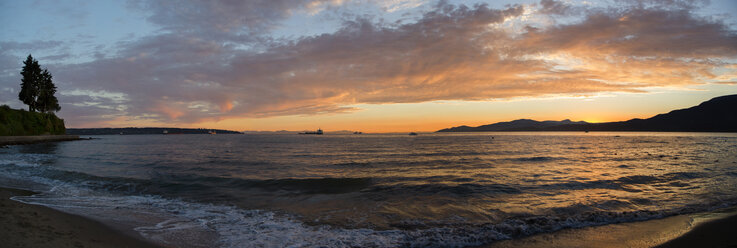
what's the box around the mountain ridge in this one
[438,119,589,132]
[437,94,737,132]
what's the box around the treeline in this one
[0,105,66,135]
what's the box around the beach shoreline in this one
[483,207,737,248]
[4,181,736,248]
[656,207,737,248]
[0,187,162,248]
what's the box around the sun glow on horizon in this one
[65,89,737,132]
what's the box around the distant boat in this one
[208,130,216,134]
[300,128,323,135]
[163,130,168,134]
[409,132,418,136]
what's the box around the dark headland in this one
[438,94,737,132]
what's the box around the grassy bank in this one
[0,105,65,136]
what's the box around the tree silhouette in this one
[38,69,61,112]
[18,54,60,113]
[19,55,41,111]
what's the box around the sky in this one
[1,0,736,132]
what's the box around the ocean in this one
[1,132,737,247]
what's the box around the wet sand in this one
[0,187,162,248]
[485,208,737,248]
[656,209,737,248]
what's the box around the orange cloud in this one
[11,0,733,128]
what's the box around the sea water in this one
[1,132,737,247]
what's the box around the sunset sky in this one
[1,0,736,132]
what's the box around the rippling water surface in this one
[2,132,737,247]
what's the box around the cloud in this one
[3,0,735,127]
[520,6,737,58]
[126,0,354,40]
[0,40,64,52]
[375,0,427,12]
[516,4,737,88]
[538,0,575,15]
[54,3,532,125]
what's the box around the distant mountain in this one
[67,127,243,135]
[438,94,737,132]
[438,119,588,132]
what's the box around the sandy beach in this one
[485,208,737,248]
[0,187,162,248]
[656,209,737,248]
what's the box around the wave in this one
[12,192,405,248]
[330,158,486,169]
[529,172,707,192]
[511,156,561,162]
[13,187,736,248]
[366,183,522,196]
[1,157,375,197]
[0,153,56,167]
[0,156,711,205]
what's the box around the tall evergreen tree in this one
[19,54,42,111]
[38,69,61,113]
[18,54,60,113]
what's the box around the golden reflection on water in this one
[269,133,737,231]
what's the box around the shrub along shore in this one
[0,105,80,146]
[0,105,65,136]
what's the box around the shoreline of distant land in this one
[0,135,82,146]
[66,127,244,135]
[0,187,162,248]
[439,94,737,133]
